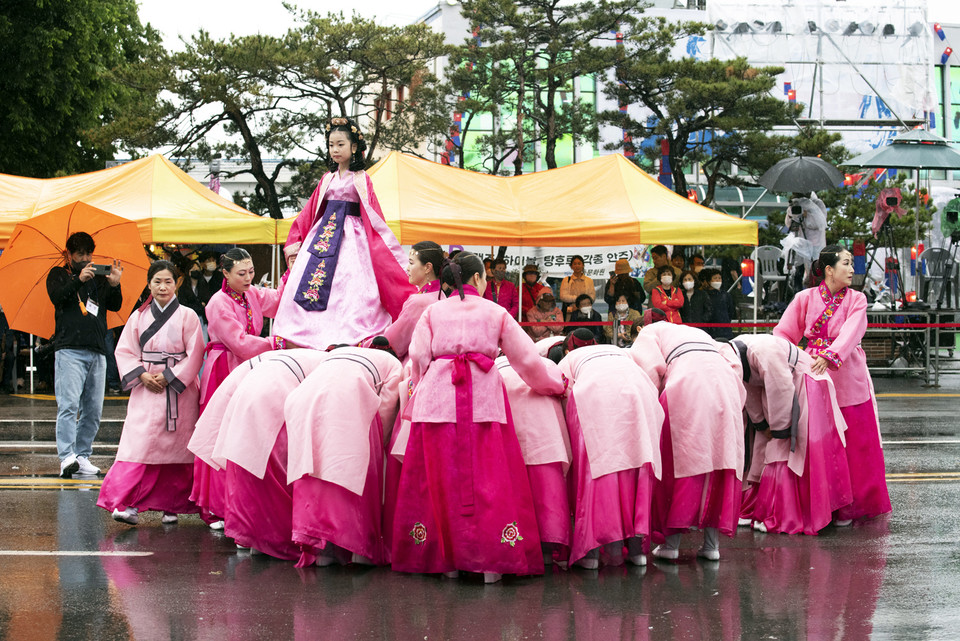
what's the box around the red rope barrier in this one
[518,320,960,329]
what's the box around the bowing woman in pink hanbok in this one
[554,329,664,569]
[98,261,205,525]
[774,245,891,523]
[391,253,567,583]
[193,248,284,529]
[284,344,402,568]
[725,333,853,535]
[273,117,415,349]
[630,317,746,562]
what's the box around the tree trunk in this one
[226,107,282,219]
[544,78,558,170]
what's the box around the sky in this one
[138,0,440,48]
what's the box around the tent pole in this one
[29,334,35,394]
[742,189,767,219]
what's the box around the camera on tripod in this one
[788,204,803,232]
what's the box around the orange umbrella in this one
[0,202,151,338]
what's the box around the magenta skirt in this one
[292,416,386,568]
[391,417,544,576]
[835,399,892,521]
[565,395,653,565]
[740,483,759,520]
[527,462,571,554]
[653,395,741,541]
[191,353,234,524]
[380,418,404,561]
[97,461,197,515]
[223,426,299,561]
[750,376,853,535]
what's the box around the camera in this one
[790,204,803,217]
[90,264,112,276]
[885,196,899,207]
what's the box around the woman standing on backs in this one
[192,248,284,529]
[99,261,205,526]
[773,245,890,524]
[391,252,566,583]
[273,116,414,350]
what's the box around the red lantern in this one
[906,291,917,303]
[741,258,755,278]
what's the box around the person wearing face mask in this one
[642,246,680,296]
[482,258,519,319]
[177,259,207,324]
[195,252,224,310]
[46,231,124,478]
[703,269,736,340]
[651,265,683,324]
[605,294,642,347]
[679,270,711,327]
[604,259,644,312]
[566,294,605,344]
[559,255,595,321]
[525,291,564,340]
[520,264,548,316]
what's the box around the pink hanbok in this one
[274,170,415,349]
[391,285,566,576]
[727,334,853,535]
[774,283,891,521]
[192,283,282,523]
[630,323,745,540]
[495,355,572,559]
[97,299,204,516]
[558,345,663,566]
[283,347,402,567]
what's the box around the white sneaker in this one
[834,518,853,527]
[697,547,720,561]
[350,553,374,565]
[442,570,459,579]
[208,520,225,531]
[161,513,178,524]
[76,456,100,475]
[112,507,139,525]
[627,554,647,567]
[738,517,752,527]
[316,555,337,567]
[60,455,79,479]
[752,521,768,533]
[652,545,679,560]
[574,557,599,570]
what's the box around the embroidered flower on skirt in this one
[500,521,523,547]
[410,522,427,545]
[301,258,328,302]
[313,216,338,254]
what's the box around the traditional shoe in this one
[627,554,647,567]
[697,547,720,561]
[834,519,853,527]
[236,544,250,552]
[442,570,460,579]
[738,517,752,527]
[60,455,79,479]
[652,545,679,560]
[350,553,374,565]
[76,456,100,476]
[752,521,768,533]
[574,557,599,570]
[483,572,503,584]
[161,513,178,525]
[316,555,337,567]
[208,520,225,531]
[112,507,139,525]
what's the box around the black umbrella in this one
[758,156,845,193]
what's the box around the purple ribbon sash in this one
[294,199,361,311]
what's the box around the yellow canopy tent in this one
[368,151,758,246]
[0,155,292,248]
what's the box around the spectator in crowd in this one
[604,258,645,311]
[559,255,595,320]
[46,231,123,478]
[567,293,605,344]
[679,270,712,327]
[650,265,683,324]
[704,268,736,339]
[605,294,642,347]
[483,257,493,279]
[526,290,564,340]
[671,251,686,273]
[690,253,705,275]
[0,301,16,394]
[196,251,224,307]
[104,328,123,396]
[520,264,548,316]
[483,258,519,319]
[642,245,679,295]
[177,258,208,324]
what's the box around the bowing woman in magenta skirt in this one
[774,245,891,524]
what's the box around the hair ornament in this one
[330,117,348,126]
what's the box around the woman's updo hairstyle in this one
[563,327,598,352]
[411,241,444,280]
[811,244,849,283]
[325,116,368,172]
[220,248,252,273]
[148,259,180,282]
[441,251,485,300]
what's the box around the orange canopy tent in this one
[368,152,758,247]
[0,155,291,248]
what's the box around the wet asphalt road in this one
[1,375,959,640]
